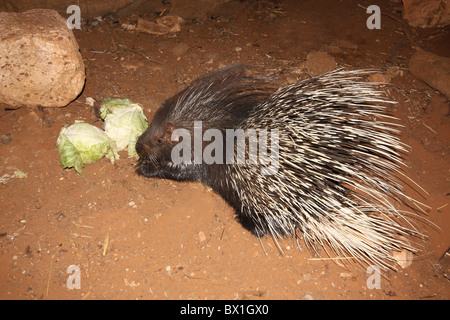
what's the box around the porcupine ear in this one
[163,122,178,143]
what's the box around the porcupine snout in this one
[135,139,148,159]
[135,146,155,178]
[135,133,162,178]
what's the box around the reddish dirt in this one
[0,0,449,300]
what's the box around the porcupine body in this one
[136,64,425,270]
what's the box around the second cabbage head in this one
[100,98,149,158]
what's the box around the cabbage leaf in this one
[57,120,119,174]
[100,98,148,157]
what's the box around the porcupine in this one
[136,64,426,270]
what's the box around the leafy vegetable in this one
[57,120,119,174]
[0,169,27,184]
[100,98,149,157]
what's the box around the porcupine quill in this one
[136,64,431,270]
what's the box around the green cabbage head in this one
[100,98,149,157]
[57,120,119,174]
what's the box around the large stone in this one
[409,49,450,100]
[0,9,85,108]
[403,0,450,28]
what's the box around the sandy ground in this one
[0,0,449,300]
